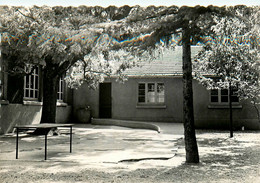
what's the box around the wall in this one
[193,81,260,130]
[72,83,99,122]
[73,77,260,130]
[112,77,183,122]
[0,103,72,134]
[73,77,184,122]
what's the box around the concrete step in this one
[91,118,160,133]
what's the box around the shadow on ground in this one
[1,123,260,183]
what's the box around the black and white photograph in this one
[0,0,259,182]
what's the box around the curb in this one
[91,118,161,133]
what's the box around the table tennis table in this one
[13,123,73,160]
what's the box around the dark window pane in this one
[25,90,29,97]
[221,96,228,102]
[35,76,38,89]
[30,90,33,98]
[231,96,239,102]
[211,89,218,95]
[30,76,34,89]
[138,90,145,95]
[211,96,218,103]
[138,96,145,103]
[221,89,228,95]
[60,80,63,92]
[138,83,145,90]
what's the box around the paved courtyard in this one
[1,123,260,183]
[0,123,185,171]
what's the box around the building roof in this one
[124,46,202,77]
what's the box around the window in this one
[0,66,3,100]
[0,78,3,100]
[24,67,39,100]
[230,89,239,103]
[0,57,3,100]
[138,82,165,104]
[57,77,64,101]
[210,88,239,104]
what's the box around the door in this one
[99,83,112,118]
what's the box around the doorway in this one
[99,83,112,118]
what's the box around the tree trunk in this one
[229,82,233,138]
[40,65,59,124]
[182,28,200,164]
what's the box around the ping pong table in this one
[13,123,73,160]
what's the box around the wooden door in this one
[99,83,112,118]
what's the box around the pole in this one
[70,126,72,153]
[45,134,47,160]
[16,128,19,159]
[229,82,233,138]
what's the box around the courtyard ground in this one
[0,123,259,183]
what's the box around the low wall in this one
[0,104,72,134]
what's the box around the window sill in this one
[23,101,68,107]
[0,100,9,105]
[136,104,166,109]
[23,101,43,106]
[57,101,68,107]
[208,104,242,109]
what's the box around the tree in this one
[239,6,260,123]
[107,5,230,164]
[0,5,145,126]
[0,5,238,164]
[193,8,260,137]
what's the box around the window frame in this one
[210,88,239,104]
[0,55,7,102]
[137,82,165,105]
[57,76,64,102]
[23,66,40,101]
[0,62,3,100]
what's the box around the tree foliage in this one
[1,6,159,86]
[0,5,154,124]
[2,4,255,163]
[194,6,260,123]
[110,5,231,163]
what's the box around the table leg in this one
[16,128,19,159]
[45,134,47,160]
[70,126,72,153]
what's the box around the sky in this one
[0,0,259,7]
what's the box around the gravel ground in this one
[0,127,260,183]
